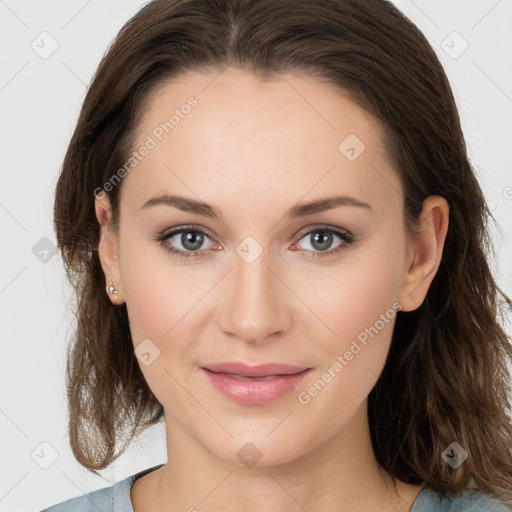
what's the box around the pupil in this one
[312,231,332,251]
[182,231,203,251]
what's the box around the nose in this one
[218,249,293,344]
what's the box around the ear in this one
[94,193,124,305]
[398,195,449,312]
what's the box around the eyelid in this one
[294,223,354,241]
[159,223,217,241]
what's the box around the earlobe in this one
[399,195,449,311]
[94,195,125,304]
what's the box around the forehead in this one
[120,68,402,219]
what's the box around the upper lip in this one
[201,362,310,378]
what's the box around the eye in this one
[291,225,355,258]
[154,223,355,261]
[155,225,219,260]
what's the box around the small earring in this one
[412,297,418,303]
[108,282,118,295]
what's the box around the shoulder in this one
[39,464,165,512]
[411,487,512,512]
[39,484,114,512]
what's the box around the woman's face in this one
[98,68,416,466]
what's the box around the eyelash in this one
[154,224,355,261]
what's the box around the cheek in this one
[295,234,406,382]
[119,238,197,352]
[293,248,404,419]
[308,240,404,334]
[120,243,211,408]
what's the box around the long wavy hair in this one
[53,0,512,503]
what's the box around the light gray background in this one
[0,1,511,511]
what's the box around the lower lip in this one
[201,367,312,405]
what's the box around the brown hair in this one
[53,0,512,503]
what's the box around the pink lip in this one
[200,362,312,405]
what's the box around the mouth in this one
[200,363,313,405]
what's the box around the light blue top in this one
[40,463,511,511]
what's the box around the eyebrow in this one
[141,194,372,218]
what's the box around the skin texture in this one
[95,68,449,512]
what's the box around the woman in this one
[43,0,512,510]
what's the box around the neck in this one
[137,401,422,512]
